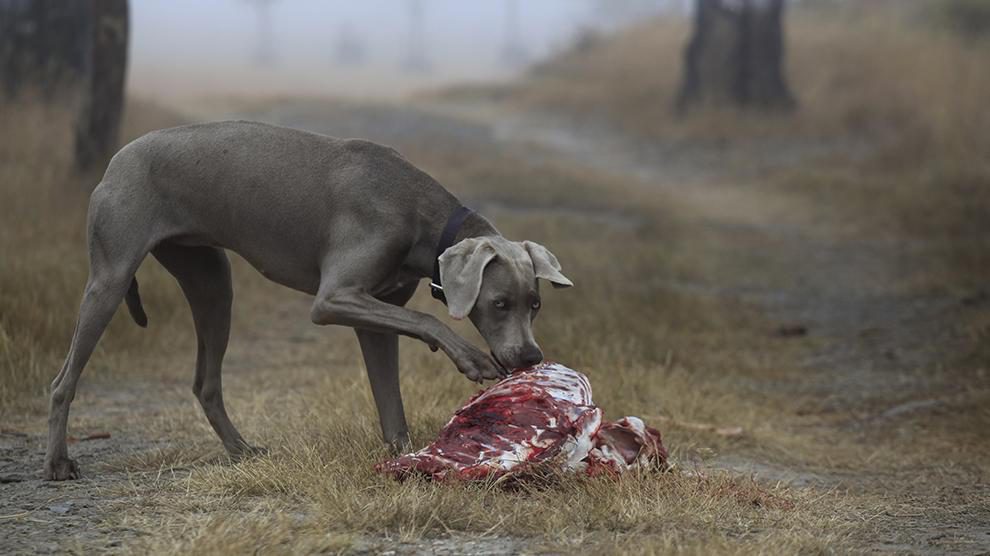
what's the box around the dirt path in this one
[0,290,309,552]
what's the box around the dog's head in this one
[438,236,572,370]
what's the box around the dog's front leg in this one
[311,287,506,382]
[355,330,408,452]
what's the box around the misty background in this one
[129,0,690,101]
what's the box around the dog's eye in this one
[531,300,541,311]
[493,299,507,310]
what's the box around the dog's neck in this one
[410,203,499,279]
[454,210,499,243]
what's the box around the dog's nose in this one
[518,346,544,368]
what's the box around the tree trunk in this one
[74,0,129,171]
[676,0,795,113]
[0,0,129,171]
[0,0,91,99]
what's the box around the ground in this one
[2,91,989,554]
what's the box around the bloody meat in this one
[377,362,668,481]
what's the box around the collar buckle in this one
[430,282,446,303]
[431,206,473,307]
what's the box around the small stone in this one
[49,502,73,514]
[775,323,808,338]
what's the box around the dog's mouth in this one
[490,351,511,377]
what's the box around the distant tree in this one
[500,0,528,67]
[242,0,279,67]
[588,0,665,30]
[676,0,795,113]
[402,0,430,73]
[333,24,367,66]
[0,0,129,171]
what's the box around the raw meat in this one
[377,362,668,481]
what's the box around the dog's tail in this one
[125,277,149,328]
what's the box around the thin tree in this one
[75,0,129,171]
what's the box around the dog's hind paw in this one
[43,457,80,481]
[230,444,269,461]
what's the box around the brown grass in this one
[89,309,858,554]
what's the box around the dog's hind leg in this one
[45,194,151,480]
[152,243,258,458]
[44,270,140,479]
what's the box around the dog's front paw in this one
[386,433,411,456]
[454,345,506,383]
[44,457,80,481]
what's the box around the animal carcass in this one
[377,362,668,480]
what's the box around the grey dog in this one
[44,120,573,481]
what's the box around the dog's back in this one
[90,120,454,293]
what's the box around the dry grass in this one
[0,97,286,415]
[4,94,987,552]
[0,99,77,411]
[0,98,140,413]
[92,322,857,554]
[4,4,990,549]
[0,99,200,415]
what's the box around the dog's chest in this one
[372,268,422,299]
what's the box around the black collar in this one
[431,206,473,305]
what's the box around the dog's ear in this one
[439,237,498,320]
[523,241,573,289]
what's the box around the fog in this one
[128,0,687,101]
